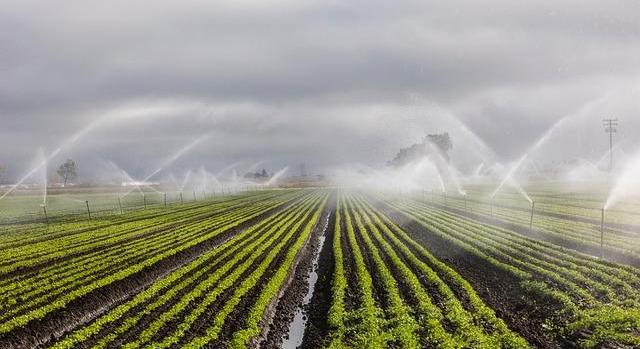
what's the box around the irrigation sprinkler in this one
[193,191,196,201]
[164,192,167,207]
[431,189,434,203]
[180,192,184,204]
[143,193,147,210]
[600,207,605,259]
[85,200,92,220]
[464,194,467,211]
[443,192,447,206]
[41,205,49,225]
[529,201,536,230]
[118,196,123,214]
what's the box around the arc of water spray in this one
[0,115,114,201]
[473,163,485,177]
[491,116,572,202]
[215,162,242,178]
[179,170,192,192]
[491,153,529,199]
[266,167,288,186]
[123,135,209,197]
[423,141,466,195]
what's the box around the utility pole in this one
[603,119,618,172]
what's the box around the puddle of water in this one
[281,213,331,349]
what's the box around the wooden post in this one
[85,200,91,220]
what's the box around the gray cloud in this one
[1,0,640,180]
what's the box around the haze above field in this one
[1,0,640,179]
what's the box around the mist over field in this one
[2,0,640,182]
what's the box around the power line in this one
[603,118,618,172]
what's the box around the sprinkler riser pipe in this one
[85,200,91,220]
[118,197,123,214]
[601,208,605,259]
[42,206,49,225]
[530,201,535,230]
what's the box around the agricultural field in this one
[4,0,640,347]
[0,187,639,348]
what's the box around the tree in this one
[387,132,453,168]
[57,159,77,186]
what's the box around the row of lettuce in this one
[43,189,328,348]
[387,196,640,348]
[420,191,640,258]
[325,191,529,349]
[0,190,308,337]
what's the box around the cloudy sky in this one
[1,0,640,180]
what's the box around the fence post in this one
[85,200,92,220]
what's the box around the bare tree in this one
[57,159,77,186]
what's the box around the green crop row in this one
[0,190,306,334]
[50,190,323,349]
[325,191,529,349]
[389,198,640,348]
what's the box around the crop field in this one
[4,0,640,347]
[1,187,640,349]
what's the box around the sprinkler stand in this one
[85,200,92,220]
[118,196,123,214]
[529,201,535,230]
[42,205,49,225]
[601,208,605,259]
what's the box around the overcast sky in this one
[1,0,640,180]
